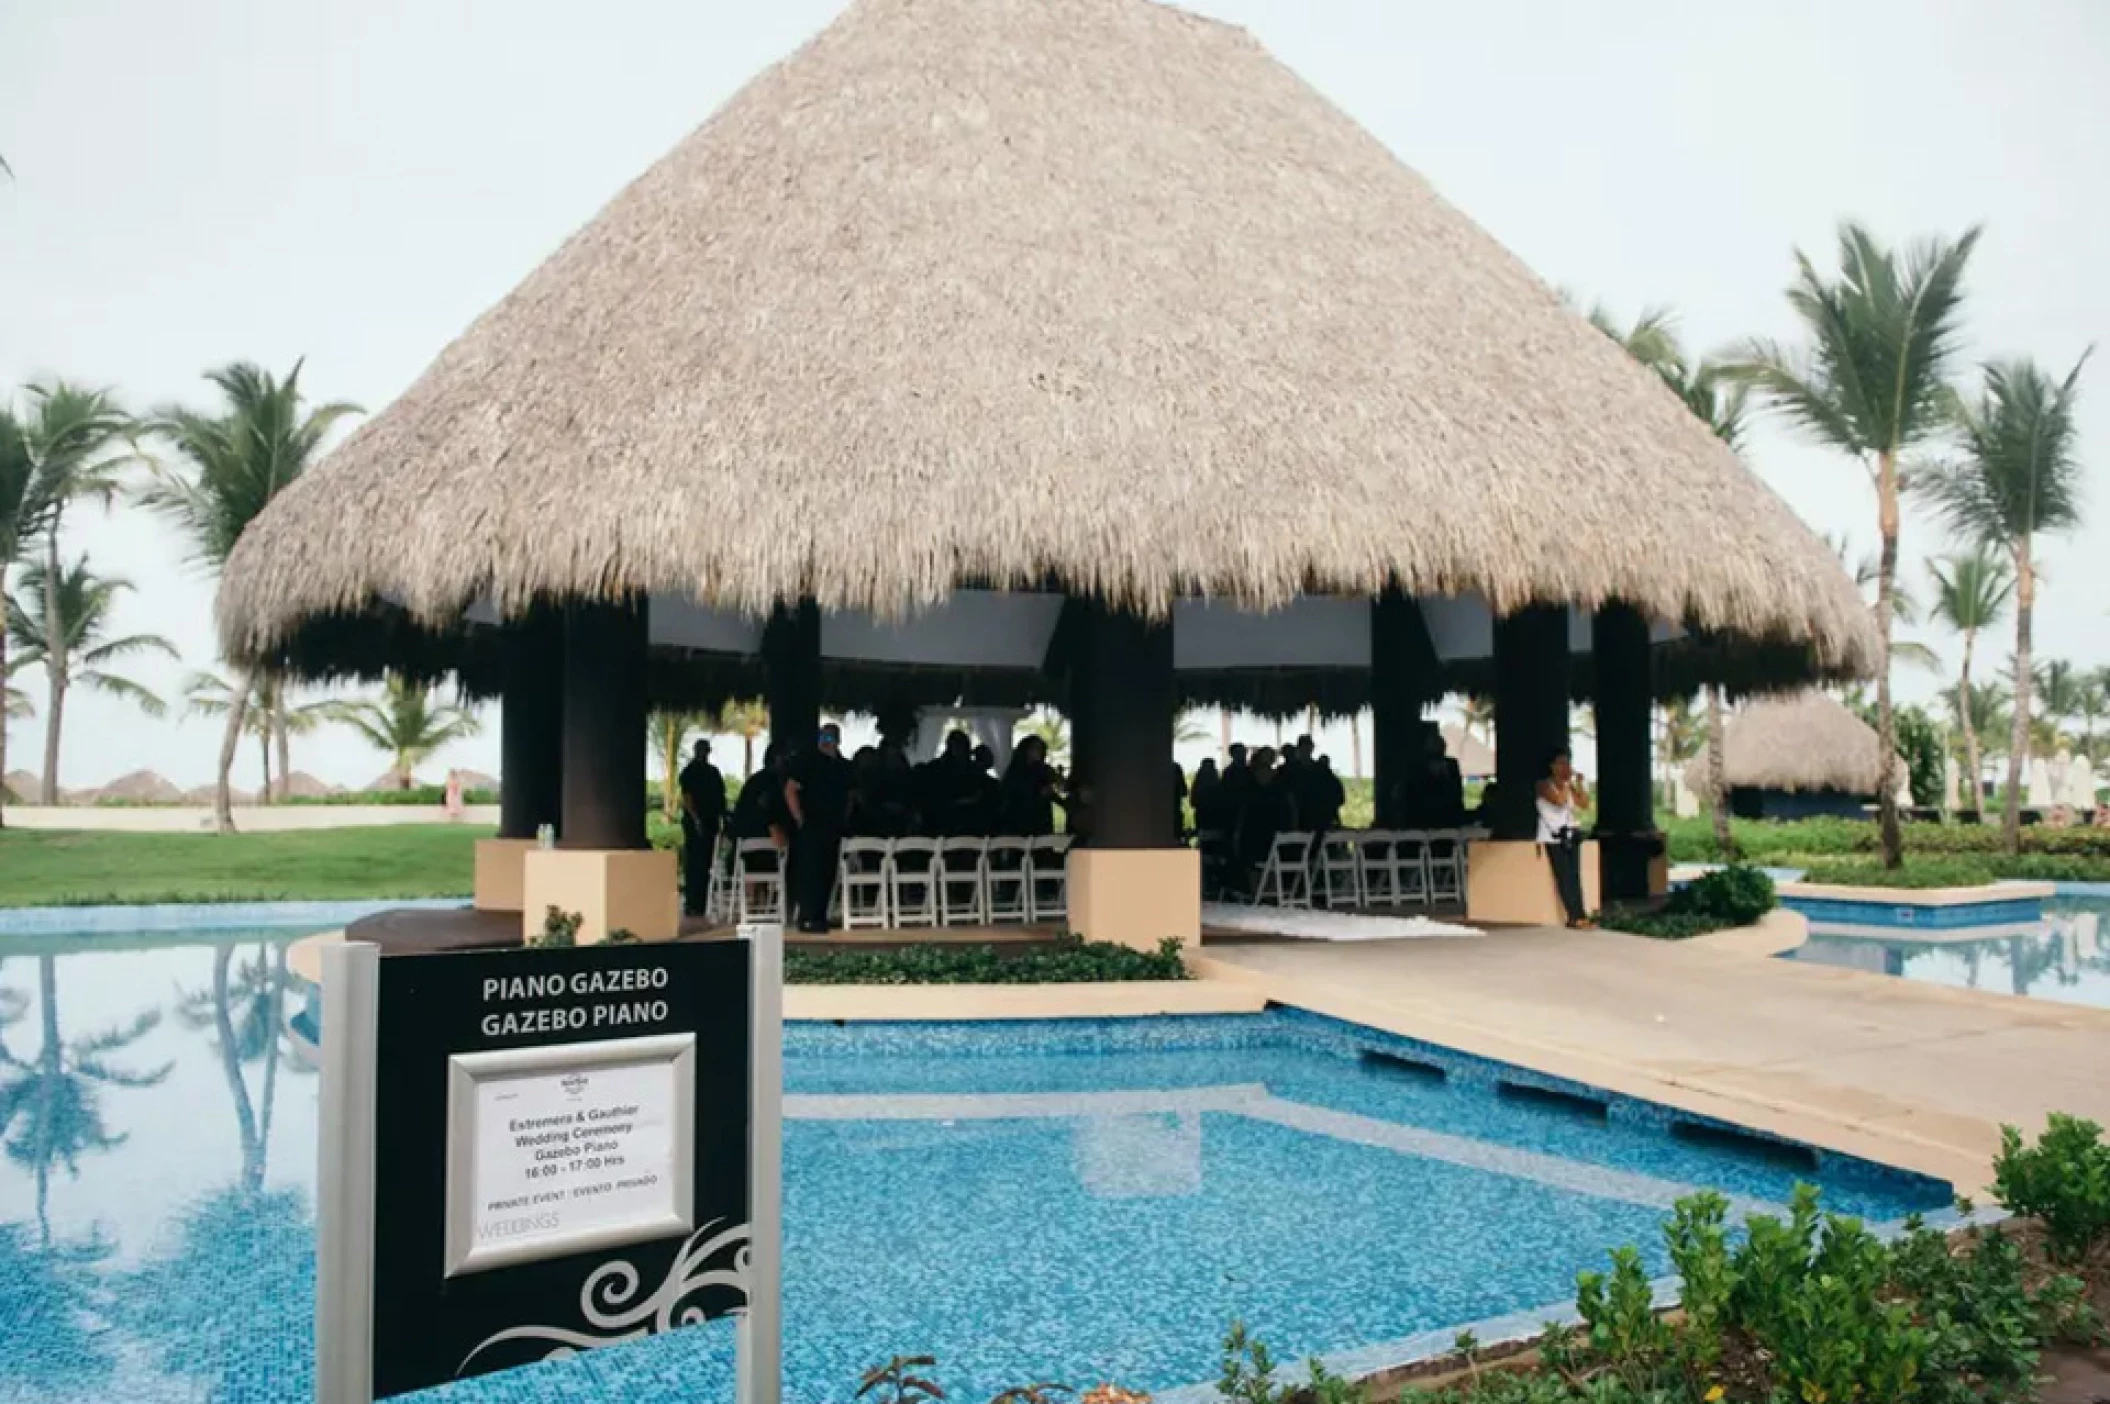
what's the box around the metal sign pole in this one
[317,940,381,1404]
[737,921,784,1404]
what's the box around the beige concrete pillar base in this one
[520,848,681,944]
[1466,839,1600,926]
[1066,848,1200,952]
[473,838,538,912]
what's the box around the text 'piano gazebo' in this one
[217,0,1875,946]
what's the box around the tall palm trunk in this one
[1956,630,1982,817]
[273,709,290,803]
[2003,541,2035,854]
[1348,711,1363,780]
[1,623,11,827]
[256,945,287,1182]
[213,670,254,835]
[742,732,755,778]
[1705,686,1733,856]
[1872,452,1904,867]
[1219,709,1232,765]
[34,955,59,1246]
[209,946,265,1190]
[660,727,682,822]
[257,728,271,800]
[38,528,64,805]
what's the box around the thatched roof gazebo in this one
[1687,691,1901,821]
[218,0,1874,939]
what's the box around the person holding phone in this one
[1536,748,1593,928]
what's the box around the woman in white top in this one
[1536,749,1593,928]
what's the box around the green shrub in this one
[784,935,1187,985]
[282,785,500,807]
[1991,1114,2110,1264]
[1680,864,1776,925]
[1596,909,1725,940]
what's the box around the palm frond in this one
[78,671,169,719]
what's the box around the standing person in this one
[1233,747,1296,897]
[784,723,855,933]
[1000,735,1065,837]
[678,739,727,915]
[1190,757,1222,832]
[1220,743,1253,836]
[1536,749,1593,929]
[731,742,787,841]
[968,744,1003,834]
[442,768,465,821]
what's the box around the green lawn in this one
[0,824,487,907]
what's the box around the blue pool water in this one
[0,930,1951,1404]
[1789,897,2110,1009]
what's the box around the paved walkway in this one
[1194,924,2110,1193]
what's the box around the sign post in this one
[317,927,781,1404]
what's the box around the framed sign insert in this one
[443,1032,697,1277]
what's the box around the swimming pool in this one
[0,928,1951,1403]
[1788,897,2110,1009]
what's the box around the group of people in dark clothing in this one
[679,725,1072,934]
[1187,734,1347,898]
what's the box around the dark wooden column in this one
[497,603,565,840]
[1370,586,1442,827]
[1491,603,1571,840]
[763,598,822,757]
[559,596,649,851]
[1591,601,1656,900]
[1072,598,1176,848]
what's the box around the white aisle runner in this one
[1200,903,1479,942]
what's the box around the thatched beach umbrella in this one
[215,0,1874,928]
[1686,691,1900,820]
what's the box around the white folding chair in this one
[1027,834,1071,923]
[701,835,734,923]
[1426,829,1466,906]
[837,838,893,930]
[937,838,989,926]
[734,838,785,925]
[887,837,939,928]
[1317,831,1364,909]
[984,837,1031,923]
[1357,830,1398,907]
[1253,832,1313,908]
[1394,830,1433,906]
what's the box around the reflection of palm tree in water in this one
[0,955,172,1244]
[176,941,301,1189]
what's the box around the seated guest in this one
[923,730,984,837]
[1000,735,1066,837]
[731,743,789,844]
[1405,726,1466,827]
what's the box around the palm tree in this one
[140,362,359,832]
[2079,674,2110,764]
[1346,709,1363,780]
[1,384,132,807]
[1920,353,2090,851]
[6,559,177,796]
[1655,696,1704,809]
[1950,680,2012,773]
[0,956,172,1243]
[325,675,480,789]
[1019,708,1071,770]
[174,942,302,1189]
[186,671,334,801]
[713,700,770,777]
[1723,223,1980,868]
[650,711,705,820]
[2035,659,2085,750]
[1457,694,1494,745]
[1927,549,2012,812]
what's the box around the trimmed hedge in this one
[1599,863,1778,940]
[784,935,1189,985]
[1800,854,2110,887]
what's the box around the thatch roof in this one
[217,0,1873,683]
[280,770,338,799]
[1685,690,1897,797]
[93,770,185,804]
[180,784,256,806]
[454,769,500,791]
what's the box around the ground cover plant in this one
[1660,815,2110,882]
[784,934,1188,985]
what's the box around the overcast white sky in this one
[2,0,2105,792]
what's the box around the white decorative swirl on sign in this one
[457,1218,751,1373]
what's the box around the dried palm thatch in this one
[217,0,1874,681]
[1685,690,1897,797]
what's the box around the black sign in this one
[369,940,751,1398]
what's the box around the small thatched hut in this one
[2,770,38,805]
[215,0,1875,937]
[1686,691,1900,821]
[92,770,185,805]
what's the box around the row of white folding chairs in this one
[1252,829,1469,910]
[719,834,1073,929]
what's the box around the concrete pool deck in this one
[1194,921,2110,1193]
